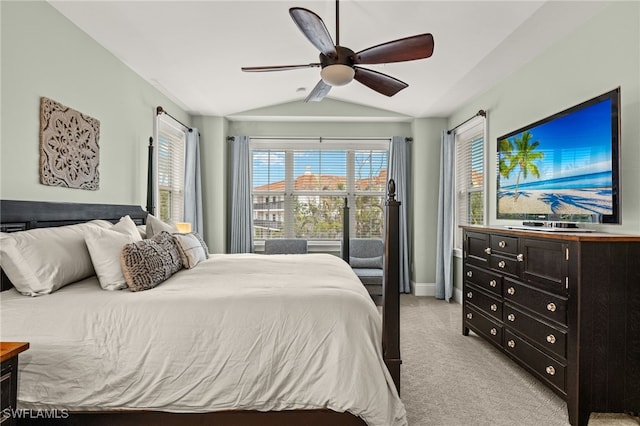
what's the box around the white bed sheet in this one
[0,253,406,426]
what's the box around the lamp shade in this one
[320,64,355,86]
[176,222,192,233]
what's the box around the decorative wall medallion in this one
[39,97,100,190]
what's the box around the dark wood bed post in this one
[146,136,155,215]
[383,179,402,394]
[342,197,350,263]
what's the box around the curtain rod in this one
[227,136,412,142]
[156,106,193,132]
[447,110,486,135]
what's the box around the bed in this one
[0,188,404,426]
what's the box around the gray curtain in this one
[435,130,455,301]
[184,128,203,236]
[388,136,411,293]
[229,135,254,253]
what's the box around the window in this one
[454,118,486,250]
[156,116,186,221]
[251,138,389,242]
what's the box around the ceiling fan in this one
[241,0,435,102]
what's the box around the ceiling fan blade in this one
[289,7,337,56]
[353,67,408,97]
[242,63,321,72]
[304,80,332,102]
[355,33,434,64]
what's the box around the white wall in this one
[0,1,191,206]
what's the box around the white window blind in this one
[251,139,388,241]
[157,116,186,221]
[454,118,486,249]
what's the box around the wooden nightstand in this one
[1,342,29,426]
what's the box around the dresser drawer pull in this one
[498,260,506,268]
[546,334,557,344]
[507,313,515,322]
[498,240,506,248]
[507,287,515,295]
[467,292,473,299]
[490,304,498,312]
[489,279,497,287]
[507,339,515,348]
[545,366,556,376]
[517,254,524,262]
[466,271,473,278]
[490,328,497,336]
[484,247,491,254]
[547,302,557,312]
[466,313,473,320]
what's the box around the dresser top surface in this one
[0,341,29,362]
[462,225,640,242]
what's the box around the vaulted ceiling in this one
[49,1,609,118]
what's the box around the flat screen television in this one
[497,87,621,225]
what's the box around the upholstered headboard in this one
[0,200,148,291]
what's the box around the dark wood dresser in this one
[461,226,640,426]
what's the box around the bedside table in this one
[1,342,29,426]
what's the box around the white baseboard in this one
[411,281,435,296]
[453,287,463,304]
[410,281,463,303]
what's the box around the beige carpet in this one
[399,295,640,426]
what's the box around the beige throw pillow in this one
[145,214,178,238]
[173,232,208,269]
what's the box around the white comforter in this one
[0,253,407,426]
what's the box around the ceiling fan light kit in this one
[241,0,434,102]
[321,64,355,86]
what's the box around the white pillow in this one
[0,220,110,296]
[85,225,140,290]
[137,224,147,239]
[110,215,140,239]
[146,214,178,238]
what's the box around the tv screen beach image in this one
[497,99,613,218]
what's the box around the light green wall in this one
[0,1,190,206]
[448,1,640,235]
[410,117,447,289]
[192,116,228,253]
[446,2,640,292]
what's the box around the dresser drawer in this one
[464,264,502,296]
[521,238,568,295]
[0,358,15,418]
[503,303,567,359]
[465,231,490,268]
[503,278,567,326]
[465,284,502,321]
[490,254,519,277]
[490,234,519,255]
[464,306,503,346]
[504,330,566,394]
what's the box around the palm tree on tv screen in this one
[500,131,544,200]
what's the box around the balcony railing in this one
[253,219,283,230]
[253,201,285,210]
